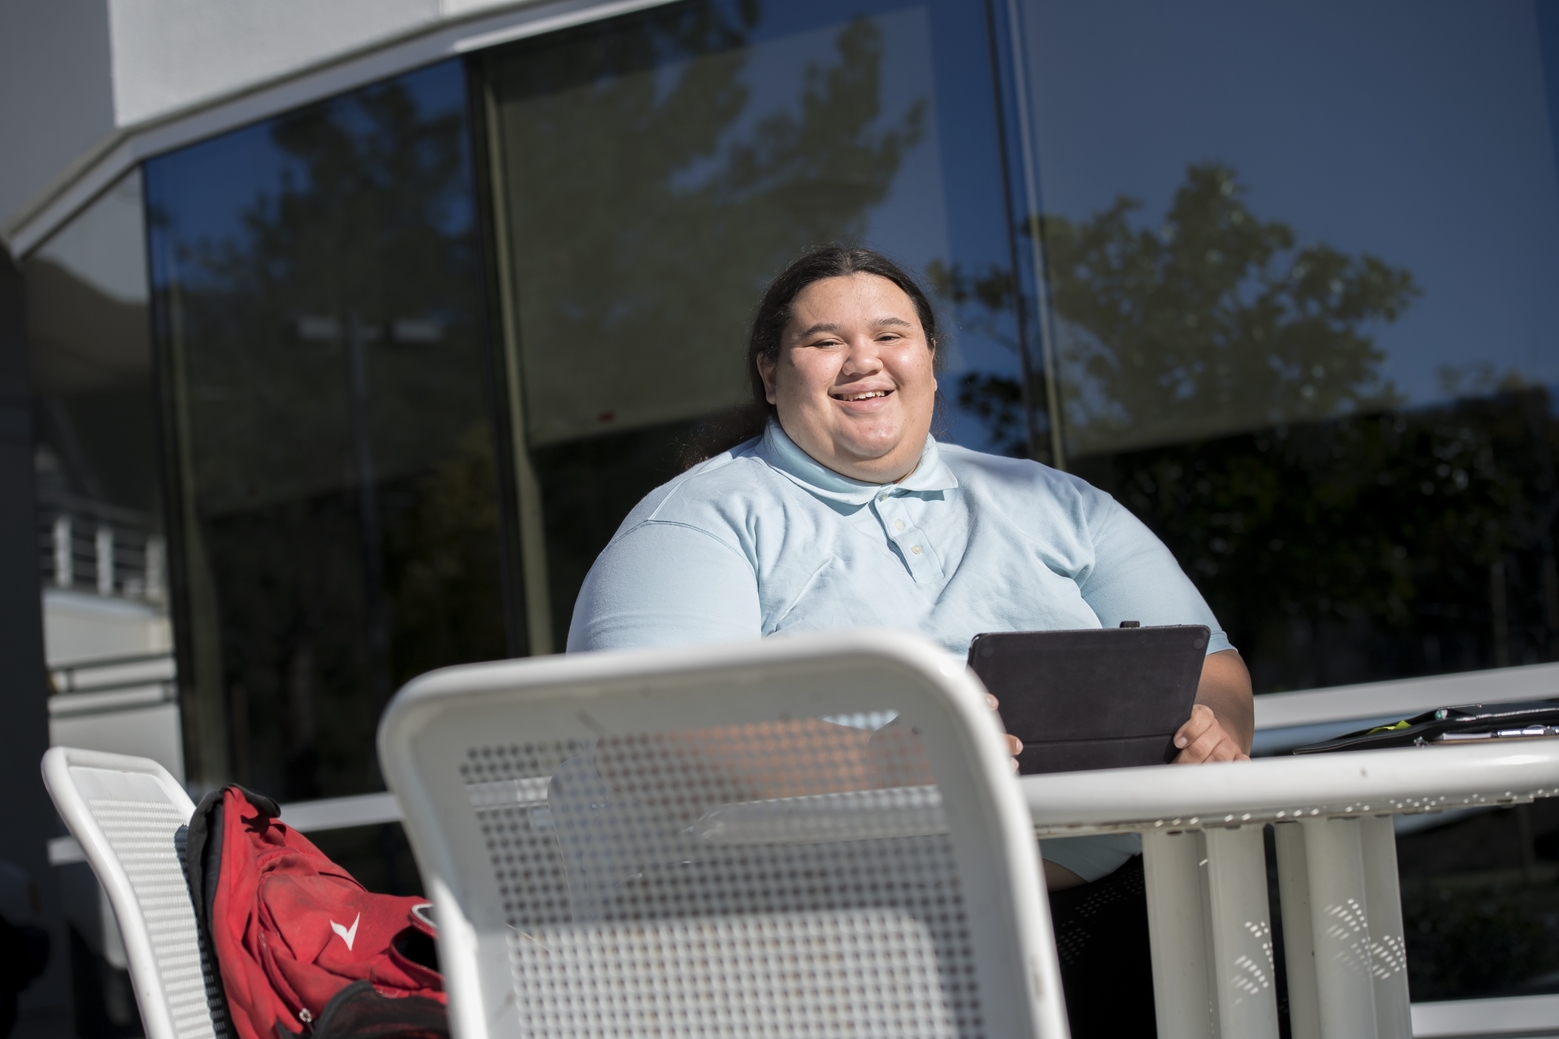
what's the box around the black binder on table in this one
[1292,702,1559,754]
[967,624,1209,775]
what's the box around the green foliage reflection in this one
[1041,163,1417,455]
[492,6,926,444]
[1098,390,1559,691]
[936,162,1419,458]
[149,65,506,798]
[488,1,933,636]
[937,163,1558,691]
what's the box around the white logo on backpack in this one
[330,913,361,951]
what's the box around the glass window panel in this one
[145,61,513,798]
[493,5,952,446]
[25,169,174,648]
[1011,0,1559,688]
[1021,1,1559,460]
[484,0,1027,641]
[1013,0,1559,1004]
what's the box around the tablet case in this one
[968,624,1209,775]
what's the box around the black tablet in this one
[967,624,1209,775]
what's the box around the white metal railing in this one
[48,651,176,712]
[1252,661,1559,756]
[46,651,184,794]
[37,500,166,604]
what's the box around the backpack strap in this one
[307,980,448,1039]
[183,785,277,1038]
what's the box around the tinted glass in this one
[25,171,175,667]
[1011,0,1559,1002]
[483,0,1028,646]
[145,61,512,798]
[1009,0,1559,689]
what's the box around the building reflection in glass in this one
[24,168,174,1039]
[26,172,167,622]
[145,60,512,799]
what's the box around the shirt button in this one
[894,520,905,531]
[878,493,888,502]
[911,545,922,555]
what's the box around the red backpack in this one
[183,786,446,1039]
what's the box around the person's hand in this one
[1173,703,1250,763]
[986,693,1023,770]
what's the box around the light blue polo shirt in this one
[567,419,1231,880]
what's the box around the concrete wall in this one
[0,0,116,252]
[0,0,530,245]
[104,0,520,128]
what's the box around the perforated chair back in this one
[42,747,226,1039]
[379,629,1067,1039]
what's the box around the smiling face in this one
[757,273,937,483]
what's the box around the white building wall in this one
[0,0,540,250]
[105,0,519,128]
[0,0,116,245]
[42,589,182,780]
[41,588,170,665]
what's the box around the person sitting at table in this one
[568,242,1252,858]
[567,244,1252,1035]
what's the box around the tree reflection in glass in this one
[147,61,509,797]
[940,163,1558,691]
[485,0,952,642]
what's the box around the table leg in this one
[1274,822,1322,1039]
[1143,828,1216,1039]
[1361,815,1411,1039]
[1203,825,1281,1039]
[1301,816,1378,1039]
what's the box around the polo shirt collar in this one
[761,419,958,506]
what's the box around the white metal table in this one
[1019,742,1559,1039]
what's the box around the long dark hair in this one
[680,245,940,468]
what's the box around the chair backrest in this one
[42,747,226,1039]
[379,628,1066,1039]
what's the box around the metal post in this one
[1301,816,1377,1039]
[1361,816,1411,1039]
[96,524,114,596]
[1203,825,1280,1038]
[1274,822,1322,1039]
[53,514,71,587]
[145,536,166,605]
[1143,827,1215,1039]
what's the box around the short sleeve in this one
[1039,833,1143,882]
[566,522,764,652]
[1078,495,1233,655]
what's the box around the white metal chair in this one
[379,628,1067,1039]
[41,746,226,1039]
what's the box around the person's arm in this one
[1044,861,1086,890]
[567,522,762,651]
[1072,487,1249,762]
[1172,649,1253,763]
